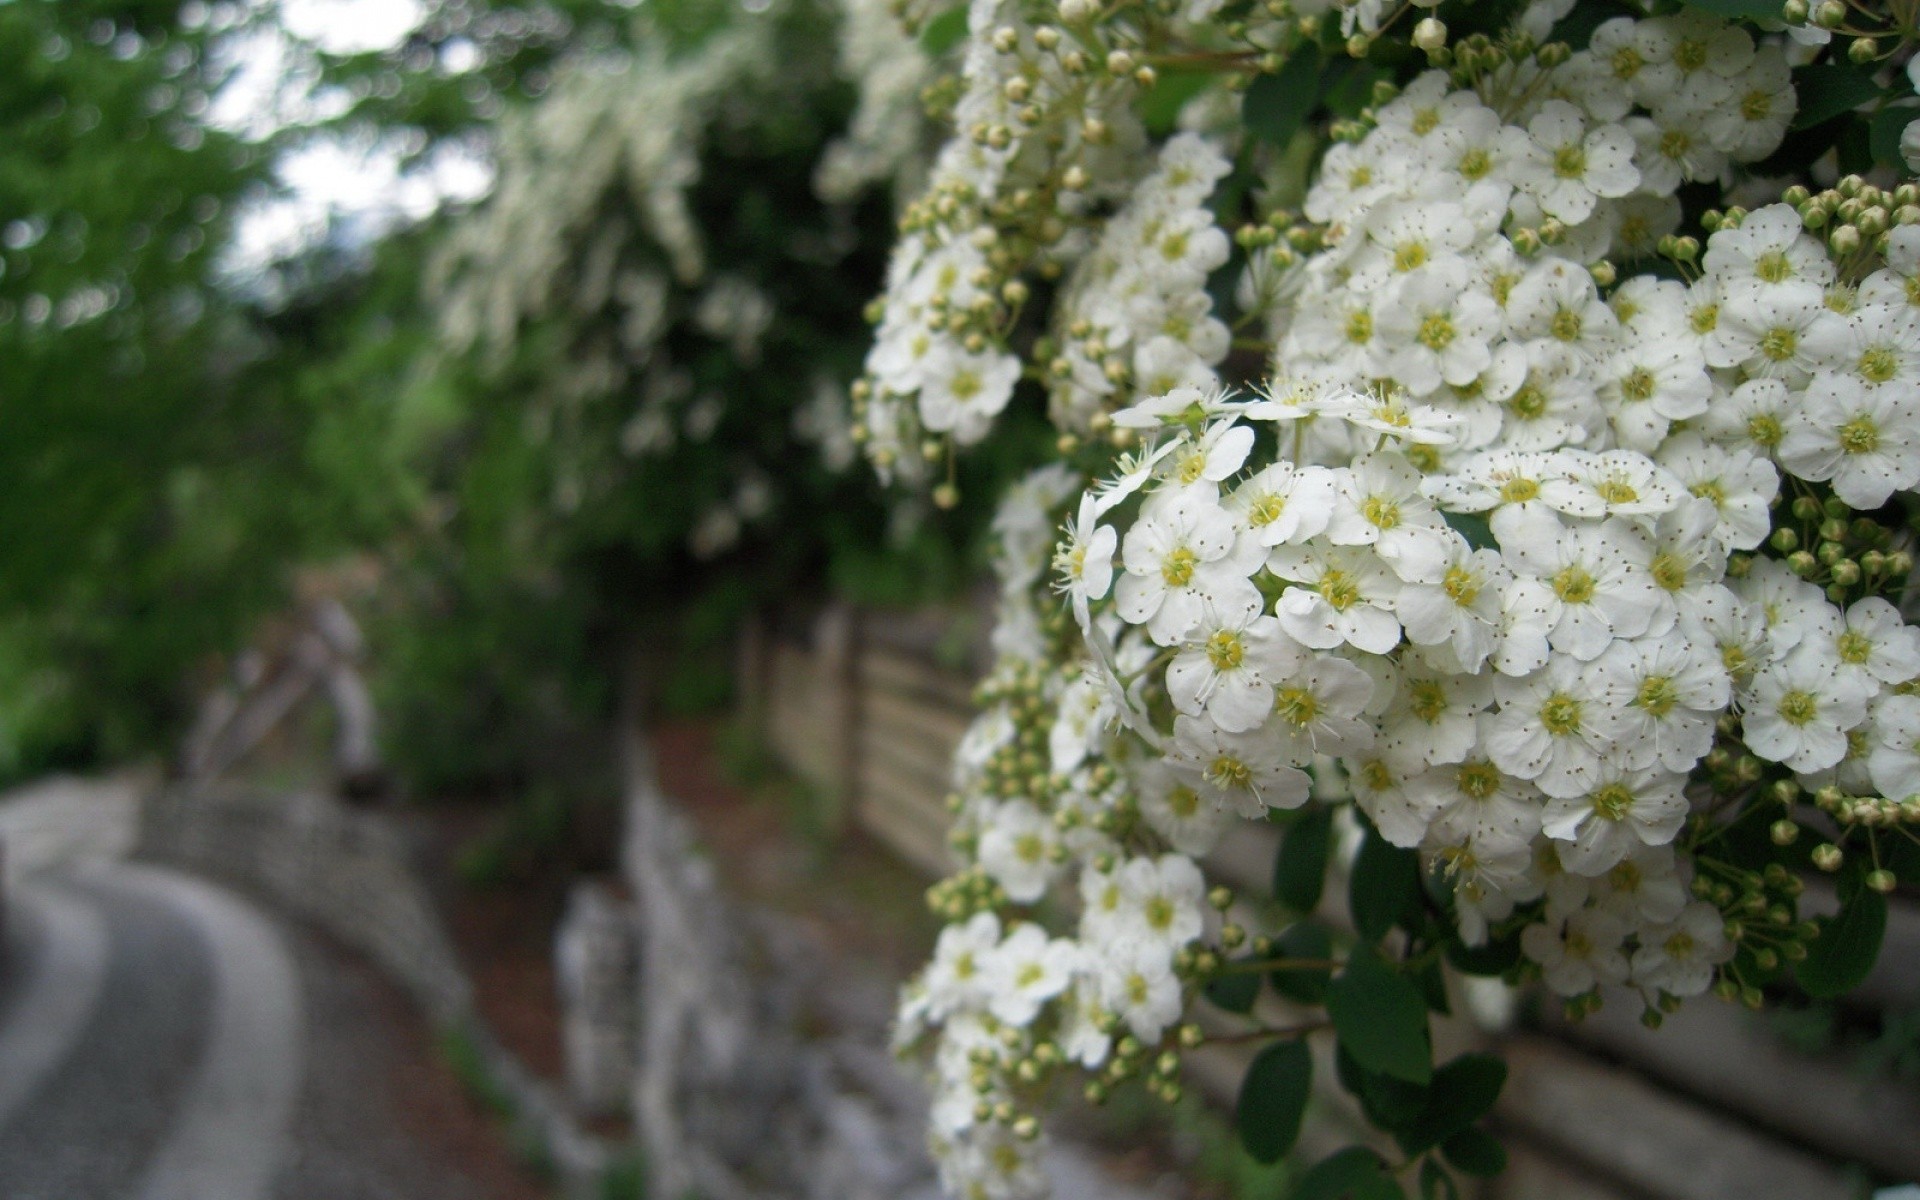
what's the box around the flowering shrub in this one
[860,0,1920,1192]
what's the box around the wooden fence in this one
[737,601,1920,1200]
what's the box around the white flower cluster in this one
[1280,15,1807,470]
[853,0,1151,480]
[883,2,1920,1195]
[1046,135,1236,433]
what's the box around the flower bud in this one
[1781,0,1808,20]
[1867,869,1897,894]
[1412,17,1447,50]
[1811,843,1843,871]
[1830,225,1862,256]
[1770,819,1800,845]
[1813,0,1846,26]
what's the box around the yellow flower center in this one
[1318,568,1360,610]
[1635,675,1678,717]
[1755,250,1794,284]
[1410,679,1449,722]
[1162,547,1197,587]
[1552,564,1597,604]
[1651,552,1688,592]
[1501,476,1541,503]
[1443,565,1481,606]
[1777,690,1819,726]
[1591,782,1635,822]
[1550,308,1584,341]
[1418,312,1456,351]
[1248,493,1286,526]
[1837,629,1873,665]
[1208,755,1253,790]
[1274,687,1320,727]
[1457,760,1502,800]
[1541,693,1584,736]
[1207,629,1245,671]
[1839,414,1881,456]
[1362,495,1402,530]
[1860,347,1898,384]
[1621,368,1656,402]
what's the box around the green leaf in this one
[1208,963,1263,1014]
[1336,1043,1430,1132]
[1791,62,1884,130]
[1293,1147,1401,1200]
[1445,933,1522,976]
[1419,1159,1460,1200]
[918,7,968,56]
[1870,104,1917,173]
[1395,1054,1507,1154]
[1350,828,1421,943]
[1327,945,1433,1085]
[1442,510,1497,551]
[1440,1128,1508,1178]
[1680,0,1789,19]
[1243,46,1323,150]
[1141,69,1215,136]
[1270,921,1335,1005]
[1276,805,1334,913]
[1237,1039,1313,1164]
[1795,886,1887,998]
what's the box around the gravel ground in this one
[269,915,552,1200]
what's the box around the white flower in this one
[1521,908,1630,995]
[977,800,1062,903]
[1541,765,1689,876]
[1654,434,1778,552]
[1166,713,1312,815]
[1394,540,1508,672]
[1501,516,1665,663]
[1630,900,1732,997]
[1512,102,1639,225]
[1592,630,1729,773]
[1777,372,1920,509]
[1486,656,1614,797]
[1166,595,1304,733]
[1133,758,1234,856]
[1266,652,1378,765]
[924,910,1002,1019]
[1226,462,1340,547]
[983,923,1077,1026]
[1115,487,1263,646]
[1094,937,1184,1042]
[918,344,1021,444]
[1409,750,1544,858]
[1830,596,1920,691]
[1743,647,1873,774]
[1868,693,1920,801]
[1269,543,1405,654]
[1054,493,1117,623]
[1374,260,1506,395]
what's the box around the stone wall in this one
[616,727,938,1200]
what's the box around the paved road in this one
[0,777,545,1200]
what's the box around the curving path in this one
[0,865,304,1200]
[0,777,545,1200]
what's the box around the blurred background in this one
[0,1,1914,1199]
